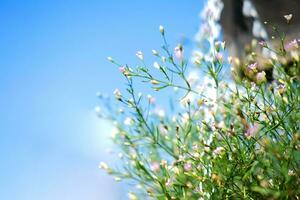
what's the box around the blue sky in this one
[0,1,203,199]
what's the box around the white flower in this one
[124,117,134,126]
[284,14,293,23]
[180,92,194,106]
[136,51,144,60]
[174,45,184,60]
[113,89,122,100]
[154,108,165,118]
[94,106,101,113]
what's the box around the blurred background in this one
[0,0,204,199]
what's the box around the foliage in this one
[99,25,300,199]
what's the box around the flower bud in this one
[150,79,159,85]
[107,56,113,62]
[159,25,164,35]
[99,162,108,170]
[153,62,160,69]
[152,49,159,56]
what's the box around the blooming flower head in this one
[213,147,225,156]
[124,117,134,126]
[256,71,267,84]
[215,52,223,62]
[258,40,267,47]
[248,62,258,71]
[285,39,299,51]
[184,162,192,171]
[153,108,165,118]
[284,14,293,23]
[150,162,160,172]
[174,45,184,60]
[98,161,108,170]
[119,66,126,73]
[277,84,286,95]
[136,51,144,60]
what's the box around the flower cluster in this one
[98,21,300,200]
